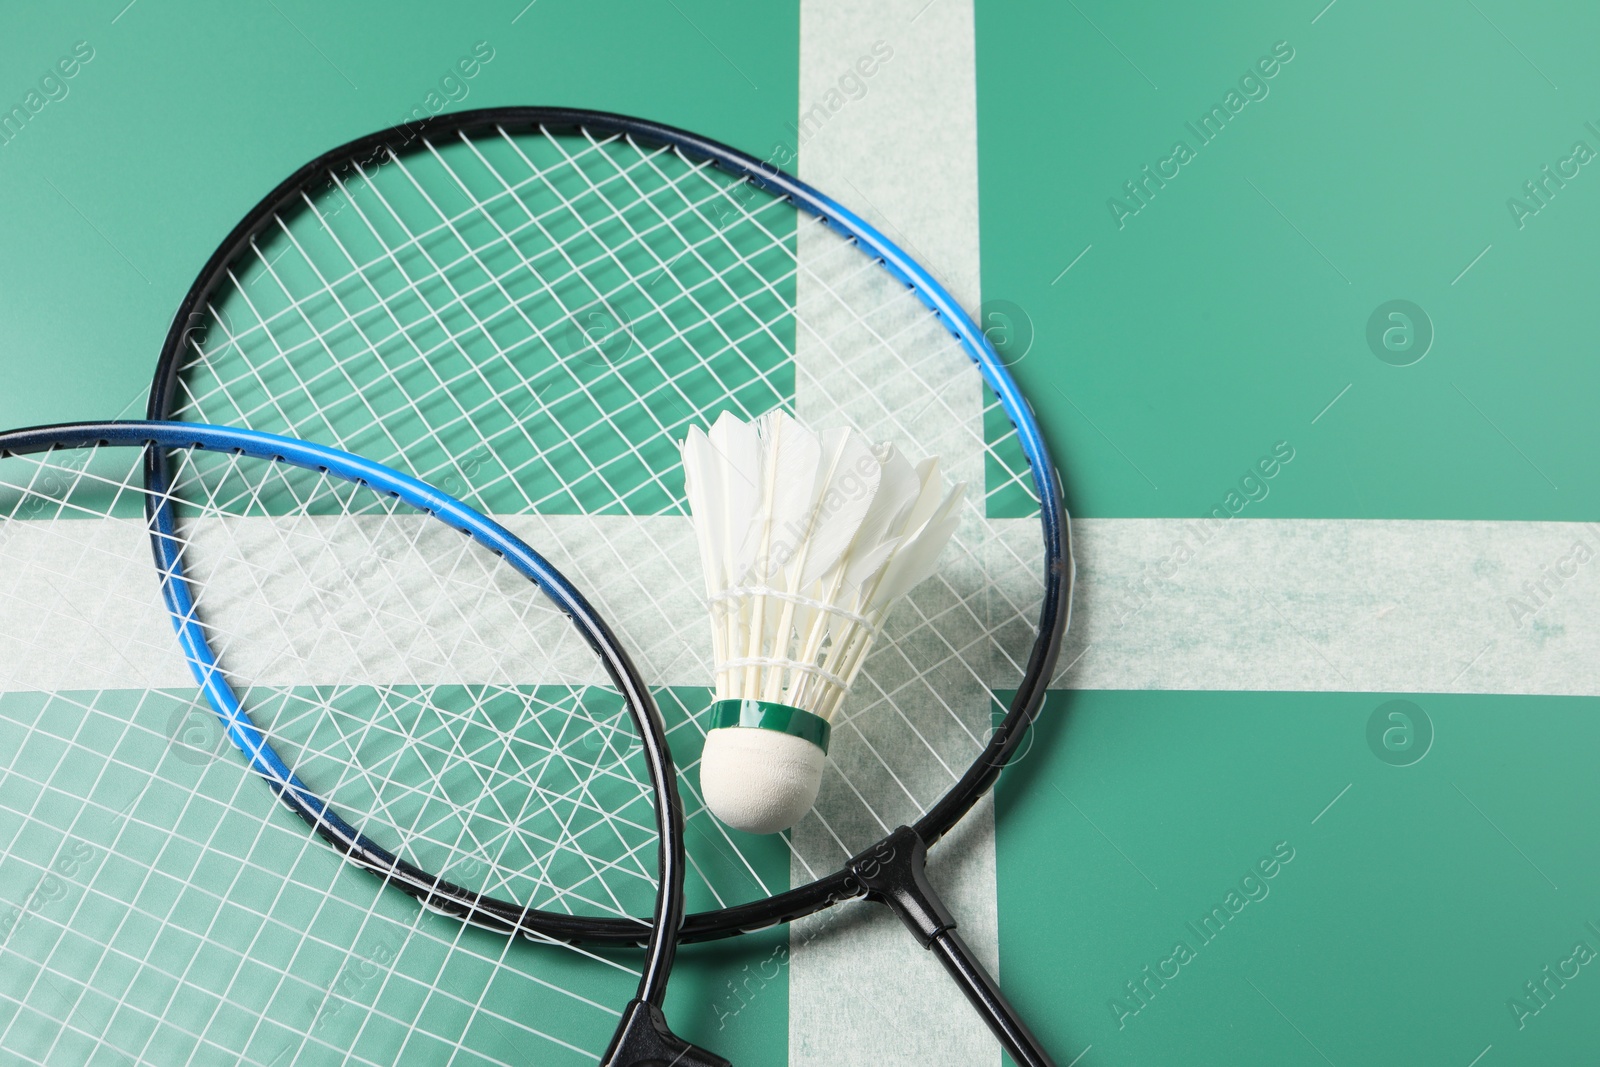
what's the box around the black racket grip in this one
[601,999,732,1067]
[928,927,1054,1067]
[848,826,1056,1067]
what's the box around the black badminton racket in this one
[148,108,1073,1065]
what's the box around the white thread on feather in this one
[683,410,964,834]
[707,587,875,630]
[715,657,852,692]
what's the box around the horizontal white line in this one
[7,515,1597,698]
[1061,516,1600,695]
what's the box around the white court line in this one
[792,1,1000,1064]
[9,515,1600,699]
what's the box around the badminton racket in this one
[0,421,725,1066]
[148,108,1073,1065]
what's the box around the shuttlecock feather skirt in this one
[683,410,963,834]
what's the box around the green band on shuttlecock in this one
[708,699,831,755]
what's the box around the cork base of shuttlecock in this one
[699,701,831,834]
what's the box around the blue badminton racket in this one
[0,421,723,1066]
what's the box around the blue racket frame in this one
[0,420,716,1066]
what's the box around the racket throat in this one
[845,825,956,946]
[847,826,1058,1067]
[602,999,732,1067]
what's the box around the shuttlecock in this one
[682,410,965,834]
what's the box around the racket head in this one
[0,421,697,1062]
[147,107,1074,940]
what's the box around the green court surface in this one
[3,1,1598,1065]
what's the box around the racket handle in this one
[848,826,1057,1067]
[928,927,1055,1067]
[602,998,732,1067]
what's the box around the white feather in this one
[839,535,901,597]
[840,446,918,591]
[709,411,762,585]
[902,457,948,537]
[796,427,880,588]
[869,482,965,607]
[681,425,718,596]
[755,412,822,580]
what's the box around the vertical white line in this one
[791,1,1002,1064]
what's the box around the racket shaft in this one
[848,826,1057,1064]
[928,928,1056,1067]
